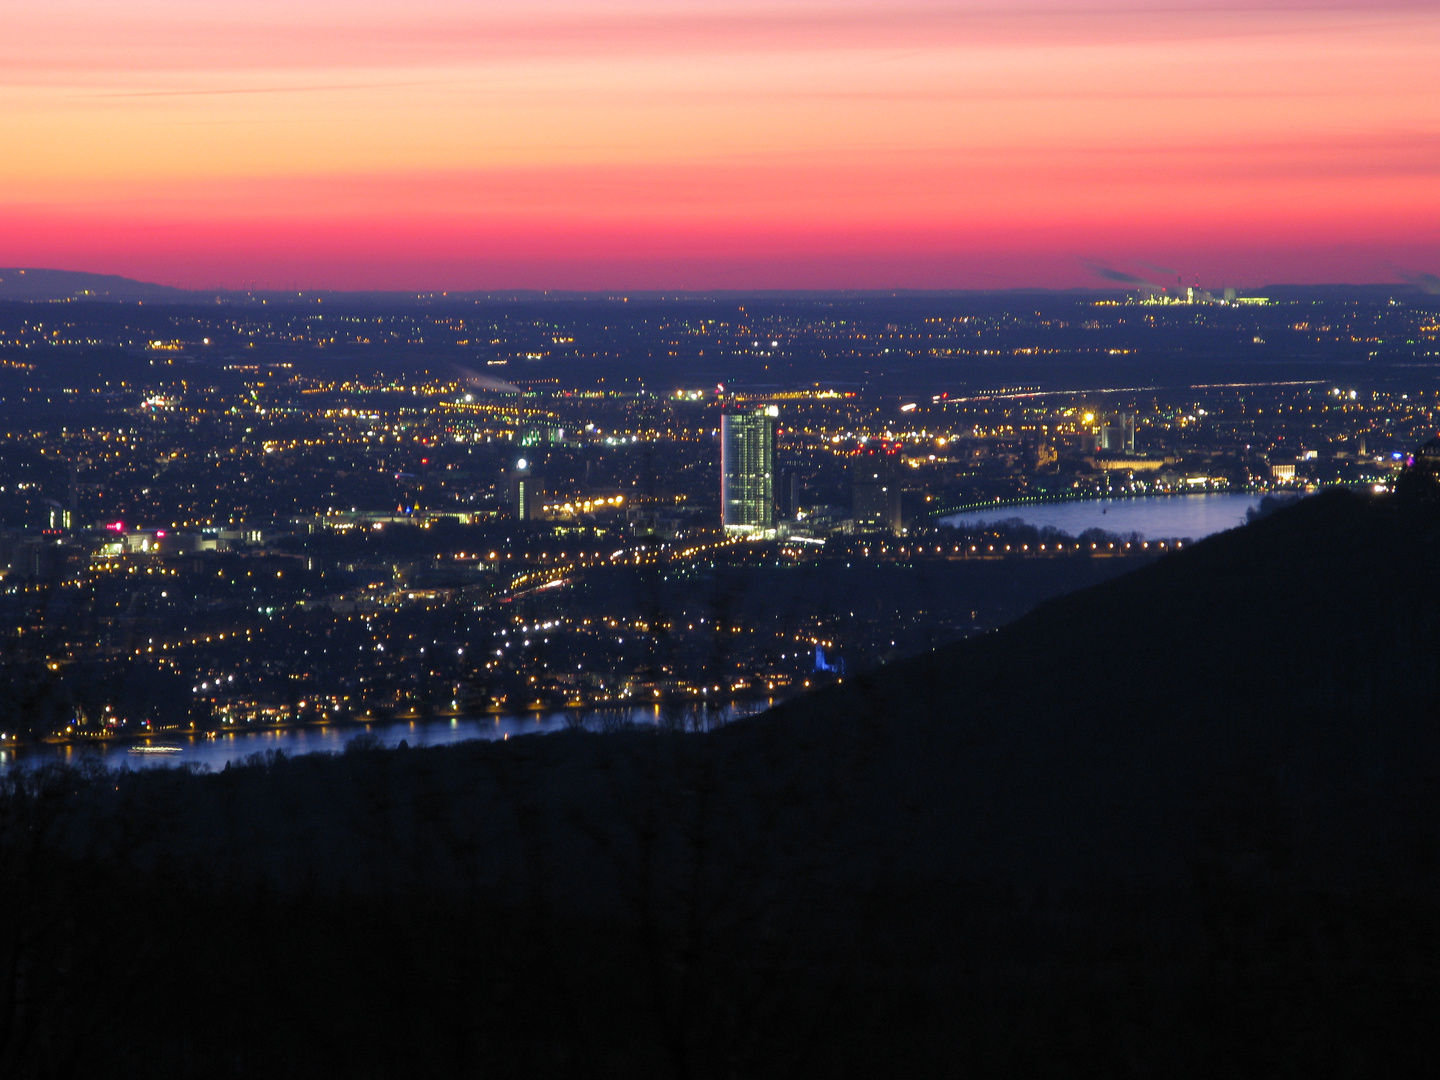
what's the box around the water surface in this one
[1,702,773,773]
[942,492,1269,541]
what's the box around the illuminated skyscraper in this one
[1100,412,1136,455]
[721,407,776,532]
[509,458,543,522]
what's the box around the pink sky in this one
[2,1,1437,290]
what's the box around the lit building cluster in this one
[3,291,1438,746]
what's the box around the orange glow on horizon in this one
[3,1,1438,289]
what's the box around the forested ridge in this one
[3,488,1438,1078]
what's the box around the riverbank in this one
[16,687,794,751]
[2,696,783,771]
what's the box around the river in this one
[941,492,1271,540]
[0,701,775,773]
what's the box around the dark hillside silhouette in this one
[3,488,1438,1077]
[758,486,1440,887]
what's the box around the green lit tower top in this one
[721,406,776,532]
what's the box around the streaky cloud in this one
[1396,269,1440,294]
[454,364,521,394]
[87,82,434,99]
[1080,259,1154,286]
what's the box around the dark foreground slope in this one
[765,486,1440,888]
[4,490,1438,1079]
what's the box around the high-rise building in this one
[721,407,776,532]
[851,442,903,534]
[777,468,801,520]
[1100,413,1136,455]
[1080,411,1136,455]
[509,458,544,522]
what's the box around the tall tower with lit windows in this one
[720,407,776,532]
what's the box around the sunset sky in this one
[3,0,1438,291]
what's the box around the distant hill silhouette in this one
[0,267,192,302]
[4,488,1437,1077]
[1,267,1432,306]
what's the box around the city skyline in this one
[4,288,1432,753]
[4,1,1438,291]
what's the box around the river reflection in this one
[3,701,774,773]
[942,492,1271,541]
